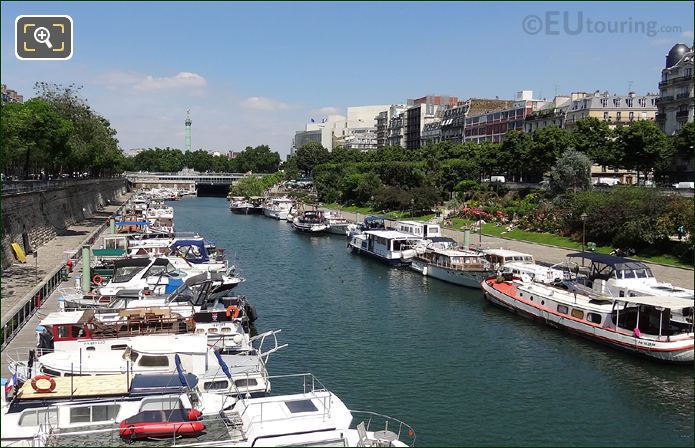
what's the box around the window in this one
[616,111,622,121]
[626,98,633,107]
[629,111,634,121]
[69,407,92,423]
[19,409,58,427]
[138,355,169,367]
[601,98,608,107]
[557,305,569,314]
[604,111,609,120]
[571,309,585,319]
[92,405,119,422]
[285,399,318,413]
[57,325,71,338]
[587,313,602,324]
[111,344,127,351]
[234,378,258,387]
[204,380,230,391]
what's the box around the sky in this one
[1,1,693,157]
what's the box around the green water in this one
[174,197,693,446]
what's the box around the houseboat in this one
[411,243,493,288]
[292,210,330,233]
[262,197,294,220]
[348,230,424,266]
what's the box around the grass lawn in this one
[442,218,692,269]
[323,203,434,221]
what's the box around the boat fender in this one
[422,266,428,276]
[30,375,56,393]
[225,305,240,319]
[92,274,105,286]
[188,409,202,420]
[246,304,258,322]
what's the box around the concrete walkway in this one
[322,207,693,290]
[1,193,131,321]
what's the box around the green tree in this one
[549,148,593,194]
[617,120,672,184]
[498,130,532,181]
[572,118,620,167]
[229,176,265,197]
[528,126,575,181]
[295,142,330,175]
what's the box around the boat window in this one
[571,309,584,319]
[111,344,127,351]
[204,380,230,391]
[524,256,534,263]
[57,325,71,338]
[234,378,258,387]
[144,265,167,277]
[113,266,143,283]
[140,397,183,412]
[505,257,513,262]
[645,269,654,278]
[69,407,92,423]
[285,399,318,413]
[635,270,648,279]
[19,409,58,427]
[587,313,602,324]
[138,355,169,367]
[557,305,568,314]
[86,347,96,351]
[623,270,636,279]
[92,405,120,422]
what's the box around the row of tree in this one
[1,83,126,179]
[288,119,692,208]
[124,145,281,174]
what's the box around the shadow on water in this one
[171,198,693,447]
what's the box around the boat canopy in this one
[568,252,648,270]
[113,257,153,268]
[428,237,456,243]
[129,373,198,395]
[616,295,694,310]
[169,239,209,263]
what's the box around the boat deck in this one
[17,374,129,400]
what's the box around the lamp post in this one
[410,198,415,218]
[580,212,588,266]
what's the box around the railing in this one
[350,410,417,447]
[2,178,126,196]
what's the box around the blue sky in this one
[1,1,693,156]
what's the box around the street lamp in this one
[580,212,588,266]
[410,198,415,218]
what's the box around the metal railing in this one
[2,178,126,196]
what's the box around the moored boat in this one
[411,241,493,288]
[291,210,330,233]
[348,230,424,266]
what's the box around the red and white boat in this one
[481,273,694,363]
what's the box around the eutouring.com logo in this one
[522,11,682,37]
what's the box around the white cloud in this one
[240,96,291,111]
[318,106,341,115]
[93,71,207,92]
[682,31,694,38]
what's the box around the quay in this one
[1,191,132,376]
[320,207,694,290]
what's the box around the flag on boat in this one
[5,372,17,392]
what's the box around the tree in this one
[549,148,593,194]
[498,130,532,181]
[617,120,672,184]
[295,142,330,175]
[229,176,265,197]
[528,126,575,181]
[572,118,621,167]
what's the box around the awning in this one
[618,295,694,309]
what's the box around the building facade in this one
[657,43,694,136]
[463,91,546,143]
[441,98,514,143]
[376,105,406,148]
[524,95,573,133]
[564,92,658,129]
[1,84,23,103]
[421,121,442,146]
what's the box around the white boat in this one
[324,211,358,235]
[291,210,330,233]
[229,197,256,215]
[33,373,415,447]
[411,239,493,288]
[262,197,294,220]
[481,273,694,363]
[482,248,536,271]
[395,220,442,239]
[348,230,425,266]
[0,372,231,446]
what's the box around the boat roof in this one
[567,252,649,270]
[431,248,484,257]
[17,374,129,400]
[40,310,93,326]
[429,236,456,243]
[112,257,154,268]
[398,220,437,226]
[483,248,534,258]
[618,295,694,309]
[130,334,208,353]
[364,230,423,239]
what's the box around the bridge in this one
[124,170,269,195]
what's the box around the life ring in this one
[92,274,105,286]
[31,375,56,393]
[225,305,240,319]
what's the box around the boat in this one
[348,230,425,266]
[481,273,694,363]
[229,197,256,215]
[0,372,230,446]
[566,252,694,300]
[324,211,358,236]
[291,210,330,233]
[411,238,494,288]
[262,197,294,220]
[395,220,442,239]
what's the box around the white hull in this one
[481,279,694,363]
[326,223,356,235]
[263,208,289,220]
[411,259,491,289]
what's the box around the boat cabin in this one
[483,249,535,269]
[419,248,488,270]
[396,220,442,239]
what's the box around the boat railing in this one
[350,410,417,447]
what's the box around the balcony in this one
[676,93,691,99]
[659,74,694,89]
[676,110,690,118]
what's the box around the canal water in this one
[175,197,693,446]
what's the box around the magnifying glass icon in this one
[33,27,53,49]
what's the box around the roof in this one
[483,248,533,258]
[567,252,648,269]
[18,374,129,400]
[431,248,484,257]
[364,230,423,240]
[40,310,88,326]
[618,295,694,309]
[92,248,126,257]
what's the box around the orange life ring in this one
[92,274,105,286]
[225,305,240,319]
[30,375,56,393]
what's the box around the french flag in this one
[5,372,17,392]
